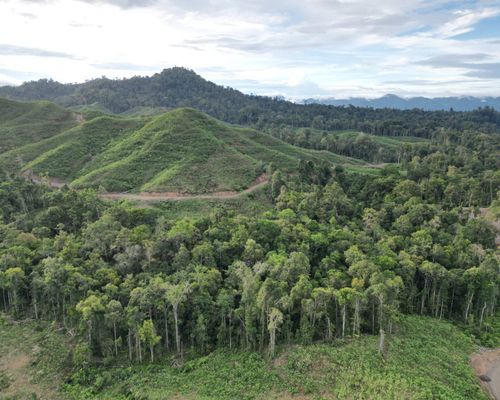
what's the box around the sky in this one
[0,0,499,99]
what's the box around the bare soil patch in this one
[471,348,500,399]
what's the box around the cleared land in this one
[0,315,490,400]
[1,101,375,194]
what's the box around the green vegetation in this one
[266,127,430,163]
[0,72,499,400]
[1,104,372,193]
[152,184,273,219]
[0,314,70,399]
[1,68,499,140]
[0,313,490,399]
[66,316,487,400]
[0,98,78,152]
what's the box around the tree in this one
[4,267,25,316]
[268,307,283,357]
[76,294,105,349]
[105,299,123,356]
[139,319,161,362]
[165,282,191,354]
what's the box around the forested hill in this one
[303,94,500,112]
[1,67,500,137]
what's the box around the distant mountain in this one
[302,94,500,111]
[1,68,500,138]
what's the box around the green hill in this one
[0,98,78,153]
[1,68,499,140]
[1,105,370,193]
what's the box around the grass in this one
[0,314,490,399]
[0,314,71,399]
[0,98,78,153]
[2,104,376,193]
[151,184,274,219]
[58,316,487,400]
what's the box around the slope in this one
[0,98,79,152]
[4,107,369,193]
[0,315,489,400]
[1,68,499,139]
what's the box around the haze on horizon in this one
[0,0,499,99]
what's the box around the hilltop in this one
[0,103,368,193]
[1,68,499,138]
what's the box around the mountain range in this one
[1,68,499,140]
[302,94,500,111]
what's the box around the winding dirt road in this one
[24,171,269,203]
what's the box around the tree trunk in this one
[269,328,276,357]
[113,322,118,356]
[465,291,474,322]
[449,284,455,318]
[341,305,346,338]
[164,305,170,350]
[229,312,232,349]
[420,277,428,315]
[87,320,92,347]
[173,304,180,354]
[479,301,487,329]
[33,297,38,320]
[128,329,133,361]
[379,329,385,356]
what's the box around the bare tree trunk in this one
[465,291,474,322]
[269,328,276,357]
[173,304,180,354]
[229,312,232,349]
[113,322,118,356]
[449,284,455,318]
[342,305,346,338]
[420,278,428,315]
[33,297,38,320]
[379,329,385,357]
[479,301,487,329]
[128,329,133,361]
[164,306,169,350]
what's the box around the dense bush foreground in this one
[0,314,492,399]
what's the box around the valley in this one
[0,67,499,400]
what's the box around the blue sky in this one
[0,0,499,98]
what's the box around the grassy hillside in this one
[0,315,488,400]
[0,98,78,152]
[2,105,373,193]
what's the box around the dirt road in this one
[471,348,500,399]
[24,171,269,202]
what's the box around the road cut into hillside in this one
[24,171,269,202]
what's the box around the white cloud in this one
[0,0,499,97]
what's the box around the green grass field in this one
[0,314,488,400]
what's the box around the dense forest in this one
[1,68,500,139]
[0,122,498,368]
